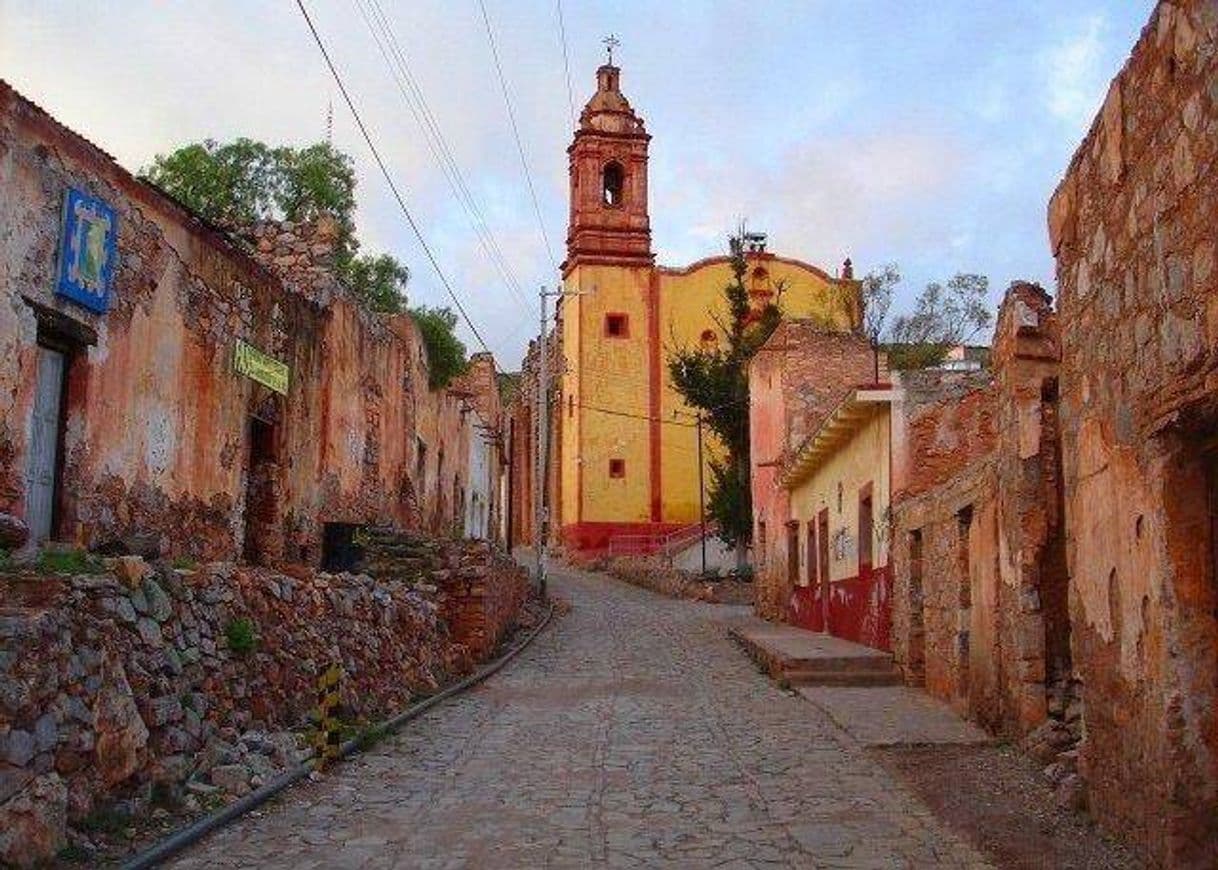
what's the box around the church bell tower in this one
[563,52,653,273]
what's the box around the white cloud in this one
[1045,14,1108,128]
[653,129,966,276]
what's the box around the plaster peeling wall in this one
[890,284,1064,736]
[1048,3,1218,862]
[0,81,492,564]
[748,321,873,620]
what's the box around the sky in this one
[1,1,1155,368]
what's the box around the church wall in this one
[655,255,859,527]
[560,263,654,548]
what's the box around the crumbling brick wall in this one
[749,321,873,620]
[434,541,530,660]
[0,81,487,566]
[890,371,997,708]
[1047,2,1218,863]
[452,353,506,540]
[505,331,561,550]
[890,284,1064,737]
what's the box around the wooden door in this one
[818,509,831,631]
[25,347,65,542]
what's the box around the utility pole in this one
[675,408,709,576]
[535,287,549,598]
[696,412,707,576]
[534,283,594,598]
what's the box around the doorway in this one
[786,521,800,587]
[25,345,67,542]
[321,522,364,573]
[818,509,831,631]
[858,483,874,577]
[242,413,279,565]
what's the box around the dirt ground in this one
[872,743,1146,870]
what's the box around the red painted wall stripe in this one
[648,270,662,522]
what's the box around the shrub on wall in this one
[224,617,257,656]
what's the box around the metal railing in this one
[606,522,718,561]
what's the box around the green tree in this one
[144,138,401,313]
[340,254,409,314]
[887,273,993,369]
[145,138,279,227]
[667,235,782,556]
[271,142,357,259]
[860,263,900,382]
[409,305,468,388]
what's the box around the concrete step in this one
[783,667,904,687]
[725,619,903,688]
[780,654,897,673]
[361,563,427,580]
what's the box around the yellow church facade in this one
[556,61,861,551]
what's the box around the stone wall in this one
[1047,1,1218,863]
[505,331,561,550]
[890,371,997,707]
[749,321,877,620]
[452,353,505,540]
[890,285,1065,740]
[0,542,531,866]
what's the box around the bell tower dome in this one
[563,59,653,273]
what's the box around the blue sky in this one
[1,1,1154,367]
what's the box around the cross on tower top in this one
[603,34,620,65]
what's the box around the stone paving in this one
[170,563,989,869]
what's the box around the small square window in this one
[609,458,626,478]
[605,313,629,338]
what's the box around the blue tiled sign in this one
[56,188,117,314]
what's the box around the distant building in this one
[747,322,875,618]
[554,59,861,552]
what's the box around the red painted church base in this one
[789,566,892,652]
[560,521,688,553]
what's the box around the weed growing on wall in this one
[224,618,258,656]
[35,549,102,575]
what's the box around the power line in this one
[293,0,491,352]
[355,0,538,317]
[579,402,696,428]
[554,0,577,130]
[476,0,559,271]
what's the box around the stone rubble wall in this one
[586,554,754,605]
[890,284,1065,739]
[0,542,531,866]
[1047,1,1218,864]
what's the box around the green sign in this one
[234,339,289,395]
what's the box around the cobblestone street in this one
[171,564,987,869]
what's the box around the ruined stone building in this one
[504,330,560,552]
[0,80,505,565]
[888,283,1065,738]
[1046,1,1218,862]
[451,352,506,541]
